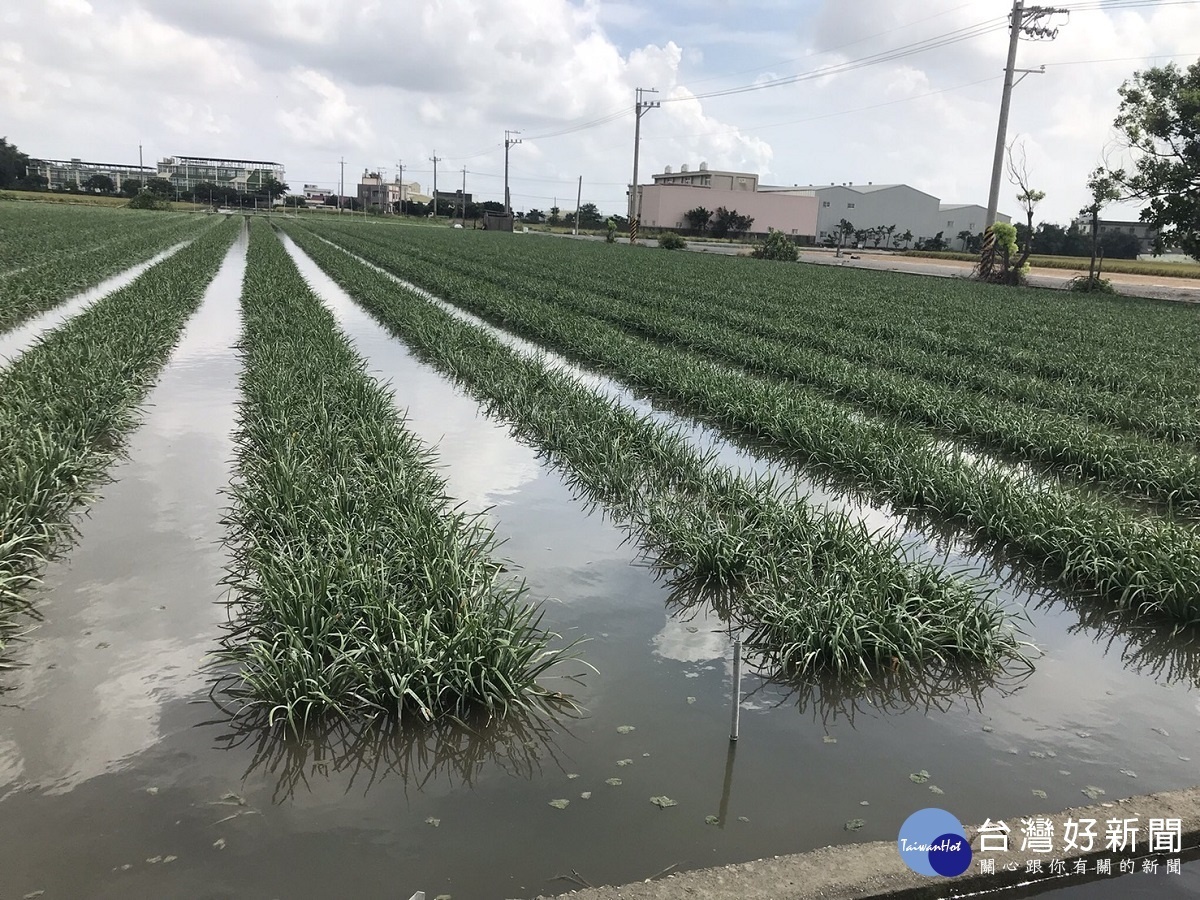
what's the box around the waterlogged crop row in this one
[329,221,1199,411]
[0,216,240,658]
[327,226,1199,511]
[307,224,1200,626]
[414,245,1200,513]
[282,222,1025,678]
[216,221,577,726]
[399,232,1200,445]
[0,212,216,334]
[0,203,194,273]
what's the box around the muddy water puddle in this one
[0,229,1197,899]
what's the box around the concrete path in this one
[527,786,1200,900]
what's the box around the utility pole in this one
[985,1,1064,228]
[397,159,404,216]
[339,157,345,214]
[573,175,582,236]
[430,151,442,219]
[504,130,522,215]
[461,166,467,224]
[628,87,660,244]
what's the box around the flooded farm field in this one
[1,212,1198,899]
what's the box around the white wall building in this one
[760,183,946,247]
[940,204,1010,241]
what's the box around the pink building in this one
[634,180,818,239]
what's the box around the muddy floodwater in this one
[1,232,1198,899]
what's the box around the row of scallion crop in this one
[406,231,1200,446]
[0,216,241,662]
[0,209,216,334]
[214,220,583,725]
[295,220,1200,627]
[322,224,1200,512]
[278,221,1026,683]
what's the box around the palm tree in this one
[898,228,914,249]
[957,229,974,251]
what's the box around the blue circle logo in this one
[898,808,972,877]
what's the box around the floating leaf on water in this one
[580,792,592,800]
[617,758,633,767]
[859,801,870,806]
[981,725,994,733]
[162,855,177,864]
[1046,750,1057,758]
[1180,757,1191,762]
[1152,727,1170,737]
[686,697,696,704]
[145,786,158,795]
[823,736,837,744]
[1120,769,1138,778]
[909,770,930,784]
[642,753,650,757]
[605,778,623,786]
[1059,770,1072,776]
[1008,749,1019,755]
[929,785,944,795]
[617,725,636,734]
[1082,786,1106,800]
[705,815,720,825]
[566,773,579,780]
[548,799,570,810]
[146,856,162,864]
[1077,732,1092,739]
[844,818,866,831]
[425,817,441,828]
[23,892,45,899]
[1033,789,1047,799]
[96,641,110,649]
[435,895,452,900]
[212,838,226,850]
[650,796,678,808]
[737,816,750,823]
[1029,751,1047,759]
[686,626,699,633]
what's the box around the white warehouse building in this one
[757,183,1009,247]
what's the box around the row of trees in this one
[682,206,755,238]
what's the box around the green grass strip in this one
[306,224,1200,627]
[0,216,240,661]
[281,222,1026,680]
[216,220,578,728]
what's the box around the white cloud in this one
[2,0,1195,221]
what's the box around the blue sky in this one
[4,0,1197,223]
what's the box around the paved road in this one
[532,232,1200,304]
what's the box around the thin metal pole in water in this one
[730,639,742,742]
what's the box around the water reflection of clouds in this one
[652,612,731,664]
[0,239,246,795]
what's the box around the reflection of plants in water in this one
[1032,592,1200,688]
[210,699,580,804]
[916,514,1200,688]
[742,663,1032,729]
[661,569,1034,726]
